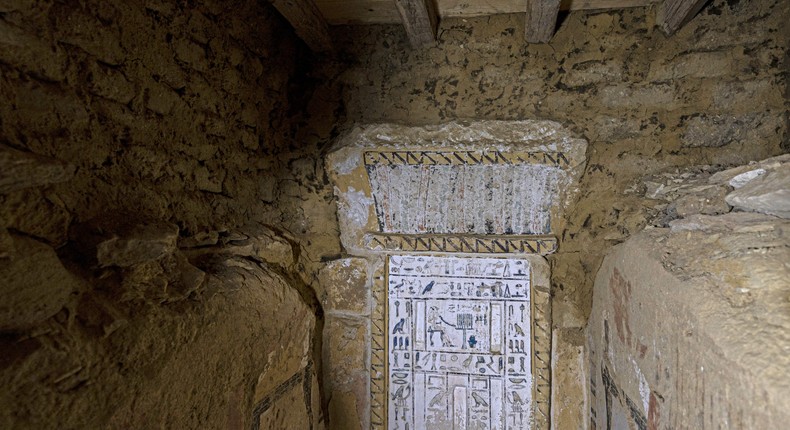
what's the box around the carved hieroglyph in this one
[387,255,534,429]
[365,151,566,235]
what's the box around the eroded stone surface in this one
[0,234,78,331]
[725,167,790,219]
[323,315,368,430]
[588,216,790,429]
[96,221,179,268]
[318,258,369,314]
[326,120,587,254]
[0,145,75,193]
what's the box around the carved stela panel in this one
[387,255,533,430]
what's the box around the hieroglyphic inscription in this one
[386,255,534,429]
[364,151,566,235]
[364,151,571,168]
[366,234,558,255]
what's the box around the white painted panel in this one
[388,255,532,430]
[453,386,467,430]
[491,378,504,430]
[368,163,561,235]
[415,301,426,349]
[491,303,502,354]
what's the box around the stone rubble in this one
[0,234,79,331]
[96,221,179,268]
[0,145,75,193]
[724,164,790,219]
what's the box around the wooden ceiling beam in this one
[394,0,440,48]
[525,0,561,44]
[270,0,333,53]
[313,1,658,26]
[657,0,708,35]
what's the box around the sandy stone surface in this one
[0,0,328,428]
[588,215,790,428]
[588,155,790,429]
[314,1,788,426]
[0,0,787,428]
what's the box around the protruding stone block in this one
[588,212,790,429]
[726,167,790,219]
[325,121,587,254]
[323,315,368,430]
[96,221,179,268]
[318,258,369,314]
[0,145,75,193]
[222,224,294,268]
[0,235,79,331]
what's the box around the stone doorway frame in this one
[325,121,587,430]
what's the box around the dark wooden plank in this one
[658,0,709,35]
[525,0,561,44]
[270,0,333,53]
[394,0,439,48]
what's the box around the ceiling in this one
[269,0,708,52]
[313,0,658,25]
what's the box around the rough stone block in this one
[711,78,779,110]
[318,258,369,314]
[145,81,181,115]
[0,145,75,193]
[162,253,206,300]
[54,5,125,65]
[562,60,622,88]
[323,315,368,430]
[588,210,790,429]
[0,189,72,246]
[681,113,768,148]
[173,38,207,72]
[596,83,676,110]
[89,64,135,104]
[668,185,730,217]
[96,220,179,268]
[726,167,790,219]
[648,50,735,80]
[178,230,220,248]
[218,224,294,268]
[709,154,789,186]
[0,20,68,81]
[0,234,79,331]
[193,165,224,193]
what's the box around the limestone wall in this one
[587,156,790,429]
[313,0,789,426]
[0,0,327,428]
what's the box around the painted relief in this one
[387,255,533,430]
[366,234,557,255]
[365,150,567,236]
